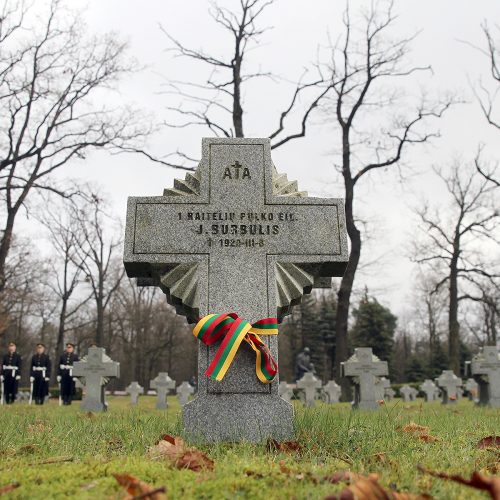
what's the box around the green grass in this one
[0,397,498,499]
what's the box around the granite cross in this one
[126,381,144,405]
[124,138,348,442]
[72,347,120,412]
[177,381,195,406]
[296,372,322,407]
[384,387,395,400]
[419,379,438,402]
[278,381,294,403]
[323,380,341,404]
[436,370,462,405]
[464,378,478,401]
[341,347,388,410]
[399,385,414,402]
[471,346,500,408]
[151,372,176,409]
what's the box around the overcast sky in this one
[43,0,500,320]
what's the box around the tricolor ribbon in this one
[193,313,279,383]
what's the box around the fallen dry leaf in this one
[324,472,431,499]
[478,436,500,450]
[418,466,500,499]
[418,434,440,443]
[266,438,302,453]
[113,474,166,500]
[147,434,214,472]
[401,423,429,434]
[0,482,20,495]
[378,400,385,406]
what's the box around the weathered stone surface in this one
[399,385,414,402]
[471,346,500,408]
[177,381,195,406]
[384,387,395,400]
[297,372,322,407]
[124,138,348,442]
[419,379,438,402]
[323,380,341,404]
[341,348,388,410]
[436,370,462,405]
[150,372,176,409]
[126,381,144,405]
[73,347,119,412]
[464,378,478,402]
[374,377,390,401]
[278,381,294,403]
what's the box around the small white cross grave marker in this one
[278,381,294,403]
[419,379,438,402]
[436,370,462,405]
[341,347,388,410]
[471,346,500,408]
[297,372,322,407]
[126,381,144,405]
[176,381,195,406]
[323,380,341,404]
[464,378,478,402]
[399,385,414,402]
[151,372,176,409]
[72,347,120,412]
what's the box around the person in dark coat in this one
[57,343,79,405]
[1,342,22,404]
[30,343,51,405]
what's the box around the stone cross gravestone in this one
[419,379,438,402]
[177,381,195,406]
[296,372,322,407]
[124,138,348,442]
[436,370,462,405]
[72,347,120,412]
[409,387,419,400]
[341,348,388,410]
[464,378,478,401]
[471,346,500,408]
[374,377,390,401]
[278,381,294,403]
[399,385,414,402]
[323,380,341,404]
[150,372,176,409]
[384,387,395,400]
[126,381,144,405]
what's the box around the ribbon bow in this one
[193,313,279,383]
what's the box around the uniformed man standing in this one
[57,343,79,405]
[1,342,22,404]
[30,343,51,405]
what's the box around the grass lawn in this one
[0,396,498,499]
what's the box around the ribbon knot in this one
[193,313,279,383]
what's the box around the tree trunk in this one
[96,294,104,346]
[448,246,460,373]
[233,59,244,137]
[0,212,16,294]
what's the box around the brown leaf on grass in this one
[418,434,440,443]
[418,466,500,500]
[0,482,20,495]
[266,438,302,453]
[17,444,38,455]
[147,435,214,472]
[378,400,385,406]
[478,436,500,449]
[401,423,429,434]
[324,472,431,499]
[113,474,166,500]
[245,470,264,479]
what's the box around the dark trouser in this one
[3,375,18,404]
[60,374,75,404]
[33,376,48,404]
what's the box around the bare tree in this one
[73,193,124,347]
[320,1,451,392]
[0,0,149,293]
[413,159,499,372]
[155,0,331,169]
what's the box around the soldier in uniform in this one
[30,343,51,405]
[1,342,22,404]
[57,343,79,405]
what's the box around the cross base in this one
[353,400,380,411]
[81,397,107,413]
[183,394,294,443]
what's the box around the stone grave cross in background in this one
[151,372,176,409]
[323,380,341,404]
[73,347,120,412]
[419,379,438,402]
[436,370,462,405]
[124,138,348,442]
[177,381,195,406]
[471,346,500,407]
[341,347,388,410]
[126,381,144,405]
[297,372,322,407]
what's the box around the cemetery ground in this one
[0,398,498,499]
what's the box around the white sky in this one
[40,0,500,319]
